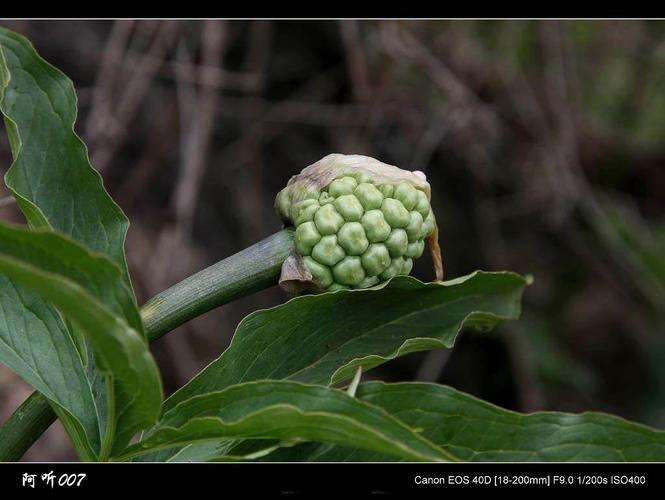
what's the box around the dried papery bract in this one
[276,154,443,294]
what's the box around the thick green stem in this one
[142,228,294,342]
[0,228,295,462]
[0,392,55,461]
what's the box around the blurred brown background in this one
[0,20,663,461]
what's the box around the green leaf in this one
[0,223,142,334]
[0,223,162,456]
[0,27,146,459]
[0,26,142,367]
[264,382,665,462]
[138,270,527,462]
[118,381,451,462]
[0,274,100,460]
[0,27,135,292]
[166,271,529,411]
[160,441,237,462]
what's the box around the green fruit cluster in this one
[291,174,435,291]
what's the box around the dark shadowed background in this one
[0,19,663,461]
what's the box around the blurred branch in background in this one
[85,20,180,172]
[0,19,663,461]
[150,20,227,386]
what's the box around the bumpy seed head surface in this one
[381,198,410,228]
[405,239,425,259]
[394,182,418,211]
[334,194,364,222]
[291,173,436,291]
[293,199,320,226]
[338,222,369,255]
[333,256,366,286]
[384,228,409,257]
[354,183,384,210]
[314,203,345,235]
[294,221,321,255]
[405,211,424,241]
[361,243,391,276]
[328,176,358,197]
[361,209,391,243]
[380,257,406,281]
[303,256,334,288]
[311,234,346,266]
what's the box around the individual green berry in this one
[354,183,384,210]
[295,221,321,256]
[334,194,364,222]
[327,283,350,291]
[405,211,424,242]
[293,199,320,226]
[350,171,372,184]
[354,276,379,289]
[379,257,404,281]
[303,256,333,288]
[394,182,418,211]
[422,211,436,238]
[319,191,335,205]
[414,190,431,219]
[328,176,358,197]
[405,239,425,259]
[337,222,369,255]
[381,198,410,228]
[333,256,366,286]
[361,243,391,276]
[361,209,391,243]
[378,184,394,197]
[384,228,408,257]
[275,189,292,221]
[314,204,345,235]
[401,258,414,276]
[311,235,346,266]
